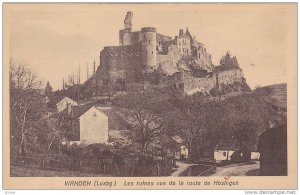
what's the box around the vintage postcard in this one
[2,3,297,190]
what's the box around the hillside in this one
[78,83,287,157]
[260,83,287,108]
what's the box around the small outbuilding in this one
[56,97,78,112]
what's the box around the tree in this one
[230,116,258,160]
[45,81,53,95]
[31,113,68,154]
[114,88,176,153]
[10,60,46,155]
[174,98,224,160]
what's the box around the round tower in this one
[141,27,157,73]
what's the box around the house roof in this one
[97,107,132,130]
[59,105,107,119]
[71,106,94,119]
[55,96,77,106]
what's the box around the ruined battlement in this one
[102,45,141,56]
[141,27,156,32]
[84,11,248,96]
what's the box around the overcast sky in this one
[6,4,296,90]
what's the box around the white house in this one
[214,149,260,161]
[250,152,260,160]
[56,97,78,112]
[172,135,189,160]
[214,149,235,161]
[67,105,109,145]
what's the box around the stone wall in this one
[99,44,143,85]
[217,68,244,85]
[157,44,182,75]
[157,33,173,52]
[194,47,214,72]
[182,72,216,94]
[120,30,142,46]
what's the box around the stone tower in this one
[124,11,133,30]
[141,27,157,73]
[119,11,133,46]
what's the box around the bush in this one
[241,150,251,162]
[230,151,242,163]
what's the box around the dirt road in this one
[209,162,260,176]
[170,161,193,176]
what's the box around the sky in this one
[6,3,296,90]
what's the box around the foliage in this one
[45,81,53,95]
[31,114,69,154]
[113,87,179,152]
[10,60,47,155]
[171,90,285,161]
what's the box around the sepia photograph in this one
[3,3,297,190]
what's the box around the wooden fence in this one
[10,154,174,177]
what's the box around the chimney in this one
[67,103,72,115]
[179,29,184,36]
[186,27,190,35]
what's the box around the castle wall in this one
[182,72,215,94]
[157,45,181,75]
[119,30,142,46]
[194,47,213,72]
[99,45,143,85]
[92,12,247,97]
[217,68,243,85]
[157,33,173,52]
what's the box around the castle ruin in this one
[83,11,248,96]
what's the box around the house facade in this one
[56,97,78,112]
[172,135,189,160]
[214,149,260,162]
[78,106,108,144]
[64,105,109,145]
